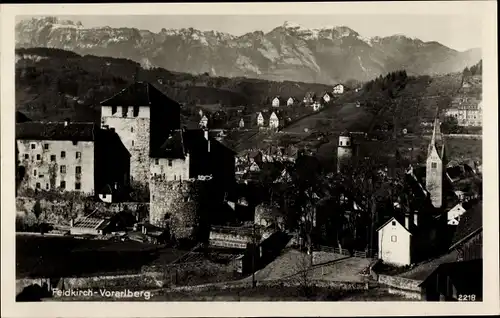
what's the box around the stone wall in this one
[101,107,151,189]
[150,177,208,239]
[16,196,149,227]
[378,274,422,300]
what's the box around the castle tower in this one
[337,130,353,173]
[425,117,446,208]
[100,81,180,190]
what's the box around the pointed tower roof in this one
[427,116,446,160]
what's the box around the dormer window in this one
[431,162,437,169]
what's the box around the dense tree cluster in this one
[463,60,482,77]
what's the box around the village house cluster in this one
[377,118,482,266]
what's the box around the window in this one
[50,155,56,162]
[61,151,66,159]
[102,194,107,199]
[44,144,49,150]
[168,159,173,167]
[174,175,176,181]
[24,154,29,160]
[155,158,159,165]
[431,162,437,169]
[75,182,81,190]
[132,140,134,146]
[39,174,44,178]
[36,182,41,189]
[391,235,397,242]
[60,181,66,189]
[60,165,66,174]
[31,143,36,149]
[391,221,396,226]
[45,183,49,190]
[76,152,81,159]
[33,169,37,176]
[131,127,134,133]
[36,154,41,160]
[75,166,81,174]
[346,141,350,146]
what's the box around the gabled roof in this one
[449,201,482,250]
[100,81,178,107]
[16,122,95,141]
[16,111,31,123]
[322,91,334,98]
[376,216,412,235]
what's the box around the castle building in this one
[425,117,447,209]
[16,121,130,197]
[337,131,353,173]
[100,81,181,189]
[149,128,236,238]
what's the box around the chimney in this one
[404,213,410,230]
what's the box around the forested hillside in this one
[15,47,335,124]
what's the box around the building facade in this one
[333,84,345,94]
[100,81,181,189]
[272,97,281,107]
[444,98,482,127]
[16,122,130,197]
[377,217,412,266]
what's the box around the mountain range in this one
[15,17,482,85]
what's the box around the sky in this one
[17,15,482,52]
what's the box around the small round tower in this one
[337,130,353,173]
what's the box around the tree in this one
[441,115,462,134]
[32,200,42,224]
[295,251,313,298]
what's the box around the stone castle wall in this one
[101,106,151,190]
[150,176,212,239]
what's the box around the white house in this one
[256,112,264,126]
[287,97,296,106]
[312,101,322,112]
[248,161,260,172]
[98,184,114,203]
[377,217,413,266]
[272,97,281,107]
[333,84,345,94]
[322,92,333,103]
[199,115,208,128]
[447,203,467,226]
[269,112,280,129]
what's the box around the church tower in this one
[425,117,446,208]
[337,130,353,173]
